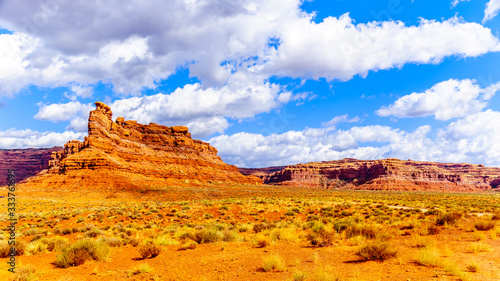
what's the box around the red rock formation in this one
[20,102,260,189]
[0,147,62,186]
[252,158,500,191]
[239,166,286,179]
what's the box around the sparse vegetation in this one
[474,220,495,231]
[416,246,442,267]
[10,265,38,281]
[262,253,286,272]
[138,243,162,259]
[356,240,398,261]
[55,239,110,268]
[6,187,500,280]
[128,263,153,277]
[467,242,491,253]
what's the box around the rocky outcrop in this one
[0,147,62,186]
[21,102,260,189]
[239,166,286,179]
[249,158,500,191]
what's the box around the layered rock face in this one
[246,158,500,191]
[22,102,260,189]
[0,147,62,186]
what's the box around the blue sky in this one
[1,0,500,167]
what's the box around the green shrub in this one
[127,263,153,277]
[356,240,398,261]
[345,224,379,239]
[97,237,122,247]
[435,212,462,226]
[474,221,495,231]
[27,241,48,255]
[84,228,103,238]
[253,223,274,233]
[177,240,197,251]
[307,228,335,247]
[55,239,110,268]
[0,241,26,257]
[193,228,223,244]
[9,264,37,281]
[0,242,11,258]
[138,243,162,259]
[221,230,239,242]
[61,228,73,235]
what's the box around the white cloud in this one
[34,101,94,122]
[111,74,290,138]
[435,110,500,165]
[376,79,500,120]
[261,16,500,81]
[0,129,85,148]
[0,33,38,97]
[209,123,404,167]
[322,114,361,130]
[65,84,93,101]
[451,0,470,8]
[0,0,295,96]
[0,1,499,97]
[210,109,500,167]
[483,0,500,23]
[31,73,291,138]
[65,116,88,132]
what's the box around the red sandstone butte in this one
[242,158,500,191]
[19,102,261,189]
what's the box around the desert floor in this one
[1,185,499,281]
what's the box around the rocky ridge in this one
[241,158,500,191]
[0,147,62,186]
[20,102,260,189]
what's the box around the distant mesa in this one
[240,158,500,191]
[4,101,500,192]
[0,147,61,186]
[18,101,261,189]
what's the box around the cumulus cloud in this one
[213,106,500,168]
[210,110,500,168]
[483,0,500,23]
[65,84,93,101]
[0,1,499,97]
[209,121,404,167]
[435,110,500,165]
[376,79,500,120]
[0,129,85,148]
[0,32,38,97]
[261,16,500,81]
[111,74,290,138]
[65,116,88,132]
[34,101,94,122]
[0,0,295,96]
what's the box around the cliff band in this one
[0,147,61,186]
[20,102,260,189]
[241,158,500,191]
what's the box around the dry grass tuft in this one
[138,243,162,259]
[55,239,110,268]
[356,240,398,261]
[262,253,286,272]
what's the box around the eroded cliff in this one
[21,102,260,189]
[244,158,500,191]
[0,147,62,185]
